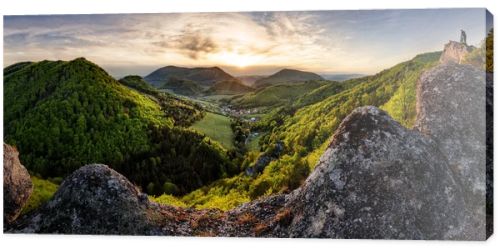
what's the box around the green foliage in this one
[231,118,250,152]
[21,176,58,215]
[229,81,330,108]
[255,69,323,87]
[204,79,254,95]
[119,75,205,127]
[190,112,235,149]
[4,58,232,196]
[380,53,440,127]
[162,181,179,195]
[160,77,204,96]
[4,58,170,178]
[157,93,205,127]
[247,134,263,152]
[149,194,187,208]
[249,154,309,199]
[180,174,252,210]
[118,125,238,195]
[119,75,159,96]
[293,80,357,108]
[486,28,493,73]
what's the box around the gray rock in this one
[9,164,160,235]
[3,143,33,224]
[285,107,468,239]
[414,63,490,239]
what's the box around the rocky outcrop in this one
[284,107,468,239]
[414,63,490,239]
[3,143,33,224]
[439,41,474,64]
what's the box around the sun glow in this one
[210,51,264,68]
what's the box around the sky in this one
[3,9,492,77]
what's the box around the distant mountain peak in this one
[144,65,237,88]
[255,68,324,88]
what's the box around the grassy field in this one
[190,112,235,150]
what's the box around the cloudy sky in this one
[4,9,491,77]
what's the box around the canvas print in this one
[2,9,493,240]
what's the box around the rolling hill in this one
[254,69,324,88]
[229,80,330,108]
[237,75,266,87]
[118,75,159,95]
[160,77,205,96]
[204,79,255,95]
[144,65,238,87]
[321,73,365,81]
[4,58,171,177]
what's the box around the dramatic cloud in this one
[4,9,490,77]
[153,25,219,60]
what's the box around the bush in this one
[163,181,179,195]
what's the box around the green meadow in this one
[190,112,235,150]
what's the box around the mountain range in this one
[143,65,330,96]
[144,65,236,87]
[144,65,254,96]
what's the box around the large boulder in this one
[285,107,468,239]
[9,164,160,234]
[414,63,490,239]
[3,143,33,224]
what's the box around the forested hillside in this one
[254,69,324,88]
[204,79,254,95]
[160,77,205,96]
[144,65,237,87]
[253,52,441,194]
[229,80,331,108]
[4,58,234,195]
